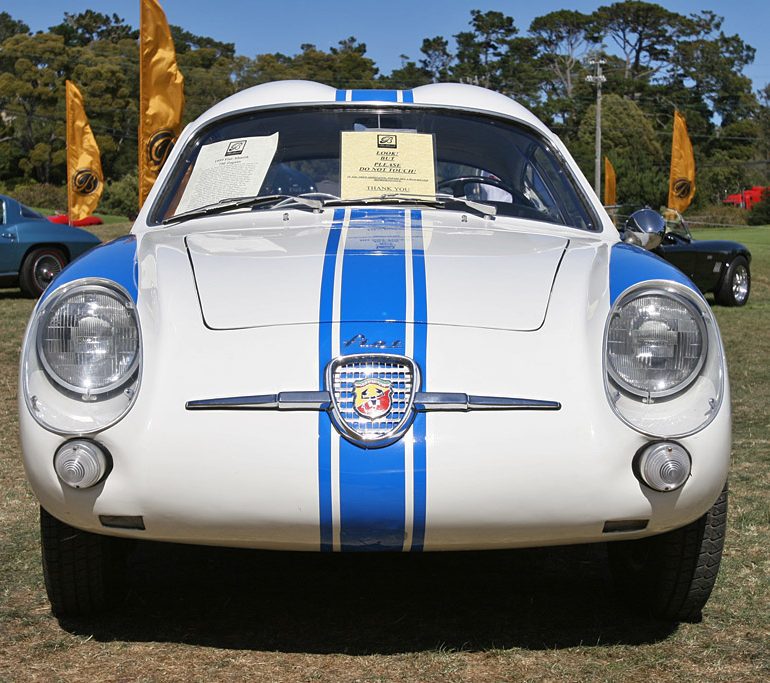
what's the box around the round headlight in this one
[607,289,707,399]
[37,283,139,396]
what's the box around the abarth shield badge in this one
[353,378,393,420]
[326,354,420,448]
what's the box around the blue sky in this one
[3,1,769,89]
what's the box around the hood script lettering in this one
[344,334,402,350]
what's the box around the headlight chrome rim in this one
[606,286,708,400]
[603,279,725,439]
[35,280,141,397]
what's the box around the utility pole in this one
[586,58,606,198]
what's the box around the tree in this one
[452,10,518,89]
[575,94,666,207]
[668,29,757,126]
[240,38,378,89]
[420,37,452,83]
[530,10,595,100]
[329,37,379,87]
[592,1,690,83]
[758,85,770,186]
[49,11,137,46]
[384,56,431,89]
[697,151,749,205]
[170,25,235,61]
[173,28,239,120]
[0,32,72,184]
[0,11,29,43]
[68,38,140,180]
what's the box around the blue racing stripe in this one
[338,209,408,551]
[349,89,399,102]
[410,209,428,551]
[335,89,414,103]
[318,209,346,551]
[317,208,429,552]
[40,235,138,303]
[610,243,700,304]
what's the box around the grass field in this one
[1,224,768,682]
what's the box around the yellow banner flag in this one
[668,110,696,213]
[604,156,616,206]
[139,0,184,207]
[65,80,103,223]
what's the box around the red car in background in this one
[47,214,104,227]
[723,186,768,210]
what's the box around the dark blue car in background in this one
[0,194,101,297]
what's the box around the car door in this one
[689,243,724,291]
[0,199,21,274]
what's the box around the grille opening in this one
[99,515,145,530]
[602,519,649,533]
[329,355,418,442]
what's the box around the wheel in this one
[19,247,67,298]
[40,507,130,617]
[608,483,727,622]
[715,256,750,306]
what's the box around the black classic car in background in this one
[622,208,751,306]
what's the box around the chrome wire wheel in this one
[715,255,750,307]
[731,264,749,304]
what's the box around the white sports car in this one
[19,82,730,622]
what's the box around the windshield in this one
[152,107,596,230]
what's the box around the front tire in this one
[715,256,750,306]
[608,483,727,622]
[19,247,67,298]
[40,507,130,618]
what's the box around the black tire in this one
[715,256,750,306]
[19,247,67,298]
[40,507,130,618]
[608,483,727,622]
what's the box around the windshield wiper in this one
[162,194,323,225]
[323,193,496,217]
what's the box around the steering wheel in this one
[437,176,530,205]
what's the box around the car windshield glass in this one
[152,107,596,230]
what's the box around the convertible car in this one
[19,82,730,623]
[622,208,751,306]
[0,194,101,297]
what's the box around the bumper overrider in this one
[19,246,730,552]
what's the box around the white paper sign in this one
[175,133,279,215]
[340,131,436,199]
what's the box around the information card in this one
[340,131,436,199]
[175,133,279,215]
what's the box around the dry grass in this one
[1,223,768,682]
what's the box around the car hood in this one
[185,213,569,332]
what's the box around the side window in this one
[0,201,5,225]
[529,146,593,231]
[522,162,561,219]
[20,204,44,219]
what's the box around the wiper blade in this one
[162,194,323,225]
[323,193,496,217]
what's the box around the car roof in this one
[193,81,552,139]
